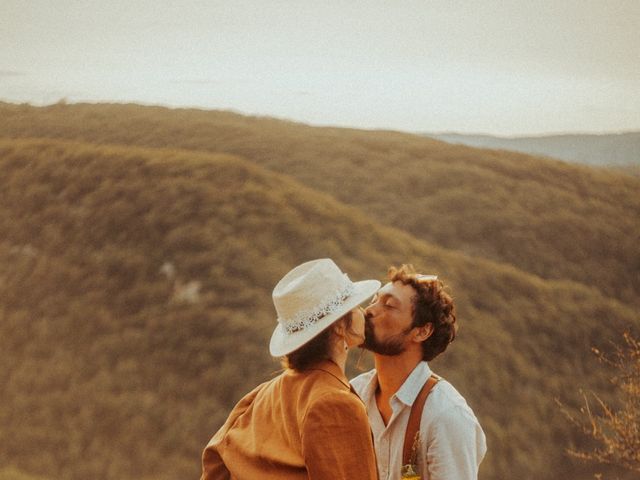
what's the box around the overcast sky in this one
[1,0,639,135]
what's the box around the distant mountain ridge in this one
[424,131,640,166]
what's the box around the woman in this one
[200,258,380,480]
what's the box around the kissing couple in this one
[201,258,486,480]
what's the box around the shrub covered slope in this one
[1,102,638,308]
[0,108,638,480]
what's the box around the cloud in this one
[169,79,225,85]
[0,70,26,78]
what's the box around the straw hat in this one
[269,259,381,357]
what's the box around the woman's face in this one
[345,307,366,348]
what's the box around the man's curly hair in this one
[388,264,457,361]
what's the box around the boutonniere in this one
[400,432,421,479]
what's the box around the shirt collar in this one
[359,368,380,404]
[395,361,432,406]
[357,361,432,407]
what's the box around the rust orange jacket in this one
[201,360,378,480]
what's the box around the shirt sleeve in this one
[423,405,487,480]
[301,390,378,480]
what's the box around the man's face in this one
[362,281,416,355]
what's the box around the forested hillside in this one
[1,102,638,310]
[0,137,638,480]
[0,467,50,480]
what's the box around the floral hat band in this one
[278,280,355,335]
[269,259,381,357]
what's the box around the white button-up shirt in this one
[351,362,487,480]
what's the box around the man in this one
[351,265,486,480]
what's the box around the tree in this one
[562,332,640,474]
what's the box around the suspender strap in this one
[402,374,440,466]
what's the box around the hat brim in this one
[269,279,381,357]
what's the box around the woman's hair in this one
[283,311,354,372]
[388,264,457,361]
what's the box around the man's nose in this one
[364,303,374,318]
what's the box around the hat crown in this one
[273,259,353,333]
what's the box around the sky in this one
[1,0,639,135]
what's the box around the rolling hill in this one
[0,467,50,480]
[0,136,638,480]
[1,102,638,311]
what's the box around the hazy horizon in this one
[2,0,639,136]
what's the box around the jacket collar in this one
[309,359,351,389]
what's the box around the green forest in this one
[0,102,638,480]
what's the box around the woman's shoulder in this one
[304,381,367,422]
[303,389,368,431]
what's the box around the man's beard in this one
[362,319,408,356]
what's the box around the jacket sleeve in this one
[200,442,230,480]
[301,390,378,480]
[200,382,266,480]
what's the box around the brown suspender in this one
[402,374,440,467]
